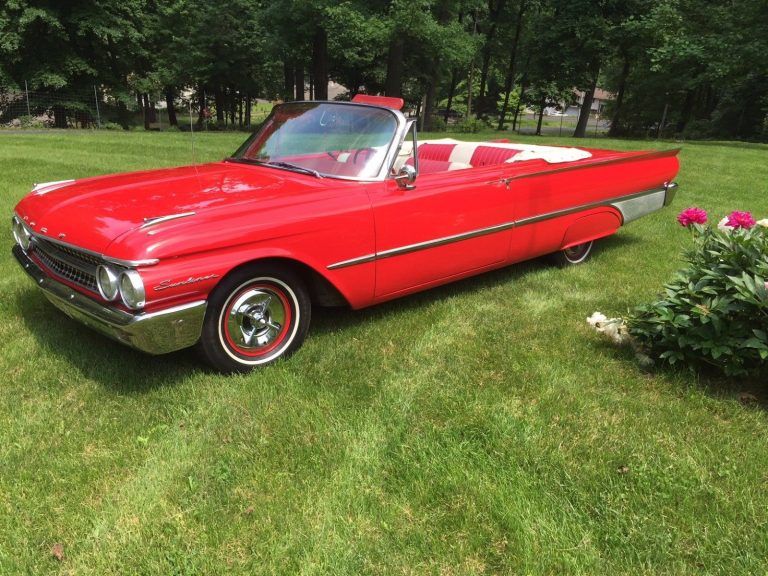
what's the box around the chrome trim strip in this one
[12,245,206,355]
[377,221,516,260]
[32,179,76,194]
[326,253,376,270]
[326,185,673,270]
[13,212,160,267]
[140,211,196,229]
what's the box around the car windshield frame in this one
[230,101,407,182]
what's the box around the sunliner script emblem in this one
[153,274,220,292]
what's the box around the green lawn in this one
[1,130,768,575]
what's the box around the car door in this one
[370,166,515,298]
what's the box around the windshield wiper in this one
[226,157,323,178]
[264,161,323,179]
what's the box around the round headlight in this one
[12,217,31,251]
[96,265,120,301]
[118,270,146,309]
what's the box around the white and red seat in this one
[392,138,592,174]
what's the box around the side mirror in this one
[395,164,417,190]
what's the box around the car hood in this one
[14,161,321,257]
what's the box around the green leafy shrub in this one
[454,118,487,133]
[428,116,447,132]
[627,211,768,376]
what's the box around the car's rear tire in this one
[550,240,594,267]
[197,264,311,373]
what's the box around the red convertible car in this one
[12,95,679,372]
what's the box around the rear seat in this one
[391,138,592,174]
[404,157,471,174]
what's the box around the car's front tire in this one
[197,264,311,373]
[550,240,594,267]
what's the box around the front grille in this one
[31,238,99,293]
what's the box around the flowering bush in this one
[676,207,708,227]
[589,208,768,376]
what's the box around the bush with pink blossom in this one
[589,208,768,376]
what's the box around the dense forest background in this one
[1,0,766,140]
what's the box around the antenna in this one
[188,99,203,189]
[188,99,198,165]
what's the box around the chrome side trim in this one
[326,184,674,270]
[140,211,196,229]
[13,245,205,355]
[611,190,666,224]
[377,221,516,260]
[326,253,376,270]
[32,179,75,194]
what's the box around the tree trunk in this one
[294,65,305,100]
[197,87,206,125]
[283,59,295,101]
[477,0,506,118]
[143,93,151,130]
[512,78,527,131]
[312,27,329,100]
[229,88,235,125]
[384,36,404,97]
[608,56,629,137]
[536,95,546,135]
[238,93,243,127]
[573,64,599,138]
[214,87,225,122]
[496,0,526,130]
[165,87,178,126]
[245,93,252,127]
[445,69,458,122]
[423,77,439,131]
[467,65,474,119]
[676,89,695,133]
[52,104,67,128]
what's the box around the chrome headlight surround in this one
[118,269,146,310]
[12,216,32,251]
[96,264,120,301]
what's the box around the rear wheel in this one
[197,264,311,373]
[550,240,594,267]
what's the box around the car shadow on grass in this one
[15,293,202,393]
[311,233,641,334]
[13,233,638,390]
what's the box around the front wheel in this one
[550,240,594,267]
[197,264,311,373]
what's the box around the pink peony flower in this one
[726,210,756,229]
[677,207,708,227]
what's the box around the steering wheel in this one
[353,147,376,164]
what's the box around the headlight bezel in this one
[118,269,146,310]
[96,264,120,301]
[12,216,32,251]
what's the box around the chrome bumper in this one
[12,245,207,355]
[664,181,678,206]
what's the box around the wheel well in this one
[222,257,349,308]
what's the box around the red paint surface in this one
[15,139,680,313]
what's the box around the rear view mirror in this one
[395,164,417,190]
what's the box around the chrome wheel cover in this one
[225,288,286,350]
[563,241,592,263]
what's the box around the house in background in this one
[572,88,614,115]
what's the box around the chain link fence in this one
[0,84,272,131]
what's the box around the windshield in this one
[233,102,399,179]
